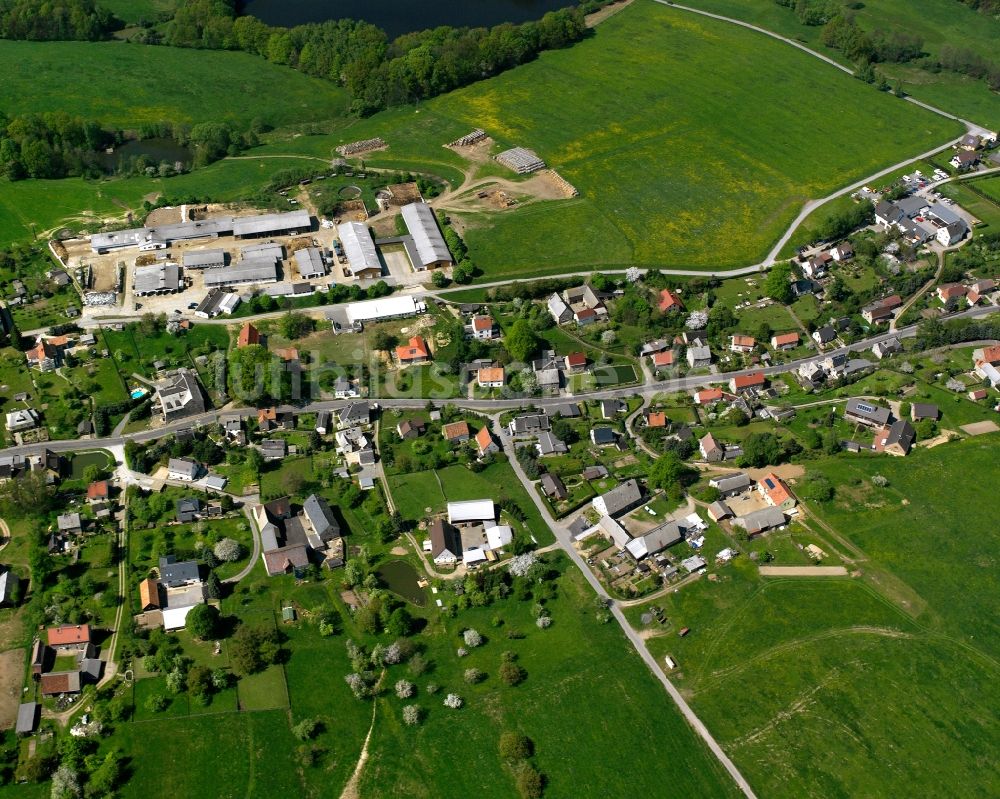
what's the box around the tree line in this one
[0,0,115,41]
[160,0,589,115]
[774,0,1000,92]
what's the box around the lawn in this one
[356,558,743,799]
[939,177,1000,232]
[680,0,1000,130]
[0,40,348,129]
[624,435,1000,797]
[107,709,305,798]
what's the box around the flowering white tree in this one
[464,668,484,684]
[443,693,463,709]
[395,679,415,699]
[536,615,552,629]
[601,330,617,345]
[626,266,641,283]
[345,673,369,700]
[51,765,81,799]
[382,642,402,665]
[402,704,421,725]
[214,538,242,562]
[456,647,468,658]
[463,628,483,648]
[686,310,709,329]
[508,553,537,578]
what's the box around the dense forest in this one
[0,0,115,40]
[0,112,257,181]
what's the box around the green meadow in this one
[681,0,1000,130]
[296,0,959,273]
[0,40,348,128]
[627,435,1000,798]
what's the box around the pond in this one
[99,138,192,174]
[376,560,426,606]
[242,0,576,39]
[70,451,114,480]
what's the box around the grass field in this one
[322,0,958,274]
[680,0,1000,130]
[355,559,742,799]
[626,435,1000,797]
[0,40,348,128]
[940,177,1000,232]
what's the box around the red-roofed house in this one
[396,336,430,364]
[730,372,765,393]
[757,473,796,509]
[25,340,60,371]
[937,283,966,302]
[273,347,299,362]
[645,411,667,428]
[770,332,800,351]
[86,480,110,503]
[442,421,471,443]
[652,351,674,369]
[237,323,261,348]
[477,367,505,388]
[658,289,684,313]
[475,425,499,456]
[564,352,587,373]
[730,335,756,353]
[47,624,91,651]
[975,345,1000,366]
[694,387,724,405]
[470,315,497,340]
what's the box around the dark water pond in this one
[100,138,192,173]
[242,0,575,39]
[376,559,426,606]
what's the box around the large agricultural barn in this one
[399,202,453,270]
[90,210,312,253]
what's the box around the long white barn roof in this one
[400,202,451,266]
[447,499,495,524]
[344,295,424,324]
[338,221,380,273]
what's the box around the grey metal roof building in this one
[400,202,452,270]
[844,397,891,428]
[182,249,226,269]
[626,520,683,560]
[155,368,206,421]
[194,288,240,318]
[203,259,279,287]
[734,506,786,535]
[294,247,327,278]
[338,221,381,275]
[16,702,38,735]
[709,472,752,497]
[303,494,340,546]
[133,263,181,295]
[593,479,643,517]
[90,216,234,253]
[232,210,311,238]
[240,242,284,261]
[159,555,200,586]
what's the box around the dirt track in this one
[758,566,849,577]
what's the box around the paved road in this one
[492,415,759,798]
[3,305,995,460]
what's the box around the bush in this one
[499,661,527,686]
[402,704,421,726]
[535,615,552,629]
[516,763,544,799]
[499,732,534,761]
[464,667,484,684]
[292,718,320,741]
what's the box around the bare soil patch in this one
[0,649,25,729]
[961,420,999,436]
[758,565,849,577]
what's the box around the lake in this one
[242,0,576,39]
[100,138,192,174]
[376,560,426,606]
